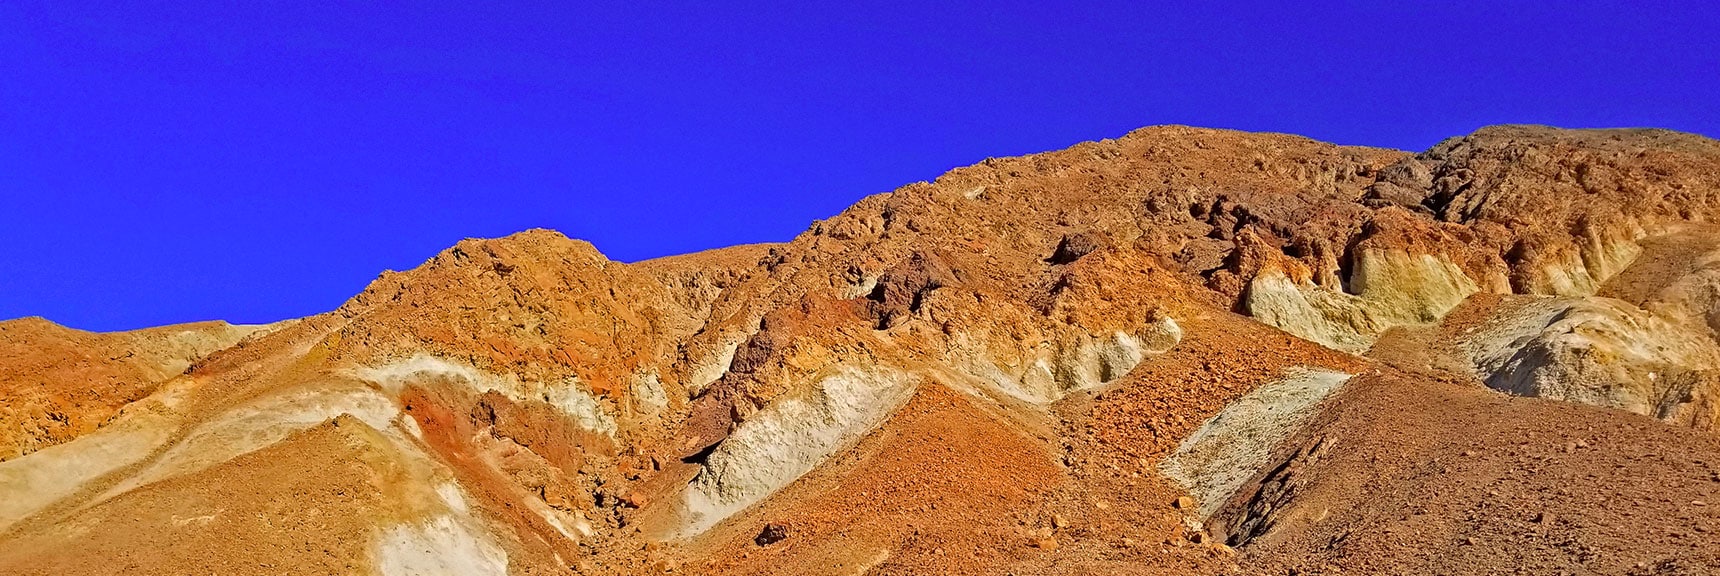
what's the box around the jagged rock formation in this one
[3,124,1720,575]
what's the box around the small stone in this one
[1048,232,1101,264]
[1121,537,1137,548]
[755,523,789,547]
[1095,500,1111,511]
[1173,496,1197,510]
[1051,514,1069,529]
[1533,511,1553,524]
[1693,500,1708,507]
[1188,531,1206,544]
[1032,537,1059,550]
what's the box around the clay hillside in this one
[4,125,1720,575]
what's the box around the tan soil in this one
[1225,369,1720,575]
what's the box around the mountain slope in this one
[4,124,1720,575]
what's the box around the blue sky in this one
[2,2,1716,331]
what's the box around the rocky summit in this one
[4,125,1720,575]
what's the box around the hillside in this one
[3,125,1719,575]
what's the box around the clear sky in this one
[2,2,1716,331]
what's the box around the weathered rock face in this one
[1234,127,1720,353]
[1245,247,1482,352]
[677,364,918,534]
[6,124,1720,575]
[1320,224,1720,433]
[1162,368,1354,518]
[1456,291,1720,430]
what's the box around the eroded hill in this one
[2,125,1718,575]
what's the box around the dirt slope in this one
[1222,369,1720,575]
[0,317,275,461]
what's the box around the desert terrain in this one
[3,125,1719,575]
